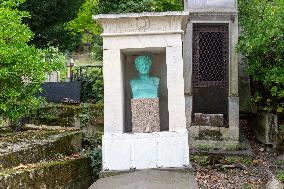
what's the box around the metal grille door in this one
[192,24,229,126]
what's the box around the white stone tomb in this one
[93,12,190,171]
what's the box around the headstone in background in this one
[45,71,60,82]
[49,71,60,82]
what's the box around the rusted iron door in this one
[192,24,229,126]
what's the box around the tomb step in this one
[89,169,198,189]
[0,129,82,169]
[0,156,95,189]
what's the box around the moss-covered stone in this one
[198,129,223,141]
[27,103,103,128]
[0,156,95,189]
[0,130,82,169]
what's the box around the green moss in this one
[225,144,244,151]
[198,130,223,141]
[190,155,210,166]
[196,144,216,151]
[277,171,284,182]
[27,103,103,127]
[0,128,14,135]
[0,156,95,189]
[0,130,81,169]
[240,157,253,165]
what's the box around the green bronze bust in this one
[130,55,160,99]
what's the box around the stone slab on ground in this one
[89,169,198,189]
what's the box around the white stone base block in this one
[102,132,190,171]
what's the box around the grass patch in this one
[190,155,210,166]
[196,144,217,151]
[277,171,284,182]
[225,144,244,151]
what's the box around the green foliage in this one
[66,0,183,61]
[0,0,47,121]
[277,171,284,182]
[150,0,184,12]
[74,67,103,103]
[238,0,284,114]
[65,0,101,36]
[225,144,244,151]
[90,35,103,61]
[279,124,284,132]
[79,103,92,129]
[190,155,210,166]
[20,0,85,51]
[241,157,253,166]
[44,46,66,73]
[88,147,102,179]
[196,144,215,151]
[225,157,239,164]
[97,0,183,14]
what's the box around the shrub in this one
[238,0,284,114]
[0,0,46,122]
[73,67,103,103]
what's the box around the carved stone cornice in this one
[93,12,189,37]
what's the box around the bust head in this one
[135,55,152,75]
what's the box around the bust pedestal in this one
[131,98,160,133]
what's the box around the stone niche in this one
[93,12,190,171]
[122,48,169,132]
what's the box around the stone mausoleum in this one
[93,0,239,171]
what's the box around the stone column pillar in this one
[166,46,187,132]
[227,15,240,141]
[103,49,124,134]
[229,17,239,97]
[183,20,193,128]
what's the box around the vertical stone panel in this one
[228,97,239,140]
[166,46,187,132]
[229,18,239,96]
[103,49,124,134]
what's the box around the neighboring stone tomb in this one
[93,0,240,171]
[183,0,239,148]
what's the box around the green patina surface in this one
[130,55,160,99]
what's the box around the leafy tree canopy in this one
[238,0,284,113]
[66,0,183,37]
[65,0,183,60]
[0,0,63,121]
[20,0,85,51]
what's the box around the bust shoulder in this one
[130,78,138,86]
[150,77,160,86]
